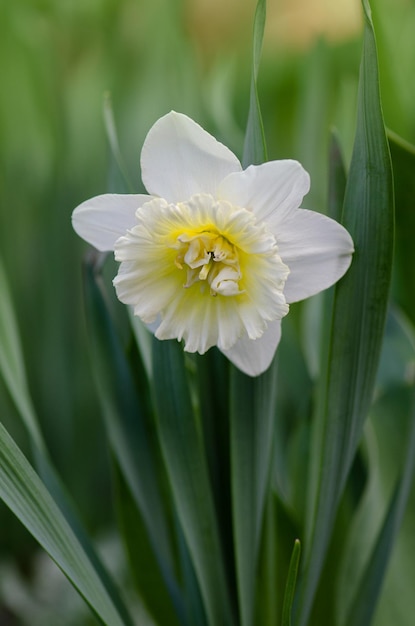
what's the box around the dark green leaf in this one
[83,252,183,617]
[296,0,395,623]
[0,421,127,626]
[114,465,181,626]
[344,389,415,626]
[255,492,279,625]
[282,540,301,626]
[0,256,44,450]
[389,131,415,326]
[230,358,279,626]
[327,130,347,222]
[336,311,415,623]
[152,338,234,626]
[196,349,235,601]
[0,255,134,626]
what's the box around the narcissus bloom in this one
[72,111,353,376]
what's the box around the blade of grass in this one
[296,1,394,623]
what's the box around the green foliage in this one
[230,360,279,626]
[83,252,184,624]
[0,421,129,626]
[296,1,395,623]
[152,339,234,626]
[282,540,301,626]
[242,0,267,167]
[1,0,415,624]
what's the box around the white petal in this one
[278,209,354,303]
[220,319,282,377]
[140,111,242,202]
[218,160,310,228]
[72,193,150,251]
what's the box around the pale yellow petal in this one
[113,194,289,354]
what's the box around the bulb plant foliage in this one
[0,1,414,626]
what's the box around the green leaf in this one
[343,389,415,626]
[327,130,347,222]
[196,349,234,597]
[82,252,183,617]
[255,492,278,625]
[103,92,134,193]
[296,0,395,623]
[336,310,415,624]
[242,0,267,167]
[0,421,127,626]
[152,338,235,626]
[294,39,330,210]
[282,540,301,626]
[114,465,181,626]
[302,133,347,531]
[230,358,279,626]
[389,131,415,327]
[0,256,44,451]
[0,255,134,626]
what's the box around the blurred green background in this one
[1,0,415,623]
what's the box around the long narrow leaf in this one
[296,1,394,623]
[327,131,347,223]
[282,540,301,626]
[0,257,44,451]
[230,357,279,626]
[323,311,415,623]
[103,92,135,194]
[242,0,267,167]
[196,349,234,601]
[255,492,278,625]
[344,389,415,626]
[304,133,347,532]
[389,131,415,326]
[0,421,127,626]
[152,338,234,626]
[114,465,181,626]
[83,252,183,619]
[231,2,277,620]
[0,255,134,625]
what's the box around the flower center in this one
[113,193,290,355]
[174,231,244,296]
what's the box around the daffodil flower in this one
[72,111,353,376]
